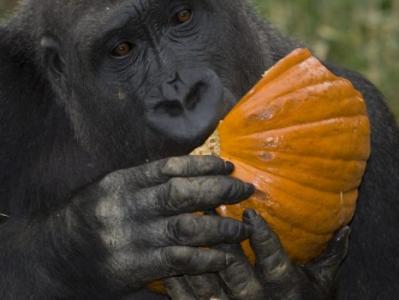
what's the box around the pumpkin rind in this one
[217,48,370,263]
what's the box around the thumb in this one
[306,226,351,286]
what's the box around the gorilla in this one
[0,0,398,299]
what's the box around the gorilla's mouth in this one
[145,69,232,150]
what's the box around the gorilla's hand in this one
[70,156,254,290]
[165,210,350,300]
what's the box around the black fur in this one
[0,1,398,299]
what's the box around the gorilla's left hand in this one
[165,209,350,300]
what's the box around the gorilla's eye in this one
[175,9,192,24]
[111,42,134,58]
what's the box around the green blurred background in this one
[1,0,398,120]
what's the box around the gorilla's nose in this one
[145,69,225,146]
[157,72,202,116]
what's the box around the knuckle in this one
[199,155,222,170]
[168,177,192,200]
[259,251,292,281]
[94,196,125,221]
[234,281,262,299]
[165,178,194,209]
[218,219,240,239]
[265,261,291,282]
[162,157,188,175]
[168,215,196,243]
[174,178,204,205]
[205,176,224,192]
[163,247,193,267]
[98,171,126,193]
[253,224,275,242]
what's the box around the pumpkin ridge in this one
[250,165,366,193]
[222,139,367,162]
[234,86,364,119]
[223,144,369,162]
[224,151,366,190]
[218,185,352,236]
[220,195,335,237]
[265,178,359,212]
[236,49,313,105]
[226,158,359,208]
[224,149,367,164]
[243,60,341,103]
[260,48,312,83]
[246,202,335,240]
[269,183,358,211]
[259,166,364,192]
[231,158,360,194]
[223,114,368,139]
[232,79,345,113]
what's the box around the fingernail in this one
[243,209,258,220]
[225,161,235,173]
[244,183,256,197]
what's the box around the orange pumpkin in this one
[215,48,370,263]
[148,48,371,293]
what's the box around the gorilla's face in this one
[46,0,266,165]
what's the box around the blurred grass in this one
[0,0,398,120]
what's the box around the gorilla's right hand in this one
[69,156,254,291]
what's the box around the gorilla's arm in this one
[0,209,118,299]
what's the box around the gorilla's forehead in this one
[71,1,163,52]
[69,0,211,53]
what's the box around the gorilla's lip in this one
[189,88,238,150]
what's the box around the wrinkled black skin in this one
[0,0,398,299]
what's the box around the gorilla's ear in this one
[40,36,65,85]
[0,26,54,102]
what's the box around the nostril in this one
[154,100,184,117]
[166,72,180,84]
[185,82,204,110]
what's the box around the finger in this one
[165,276,196,300]
[136,176,254,216]
[216,244,264,300]
[215,242,247,259]
[162,214,252,247]
[306,226,350,285]
[243,209,296,283]
[155,246,234,278]
[185,274,229,300]
[111,247,232,288]
[124,156,235,187]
